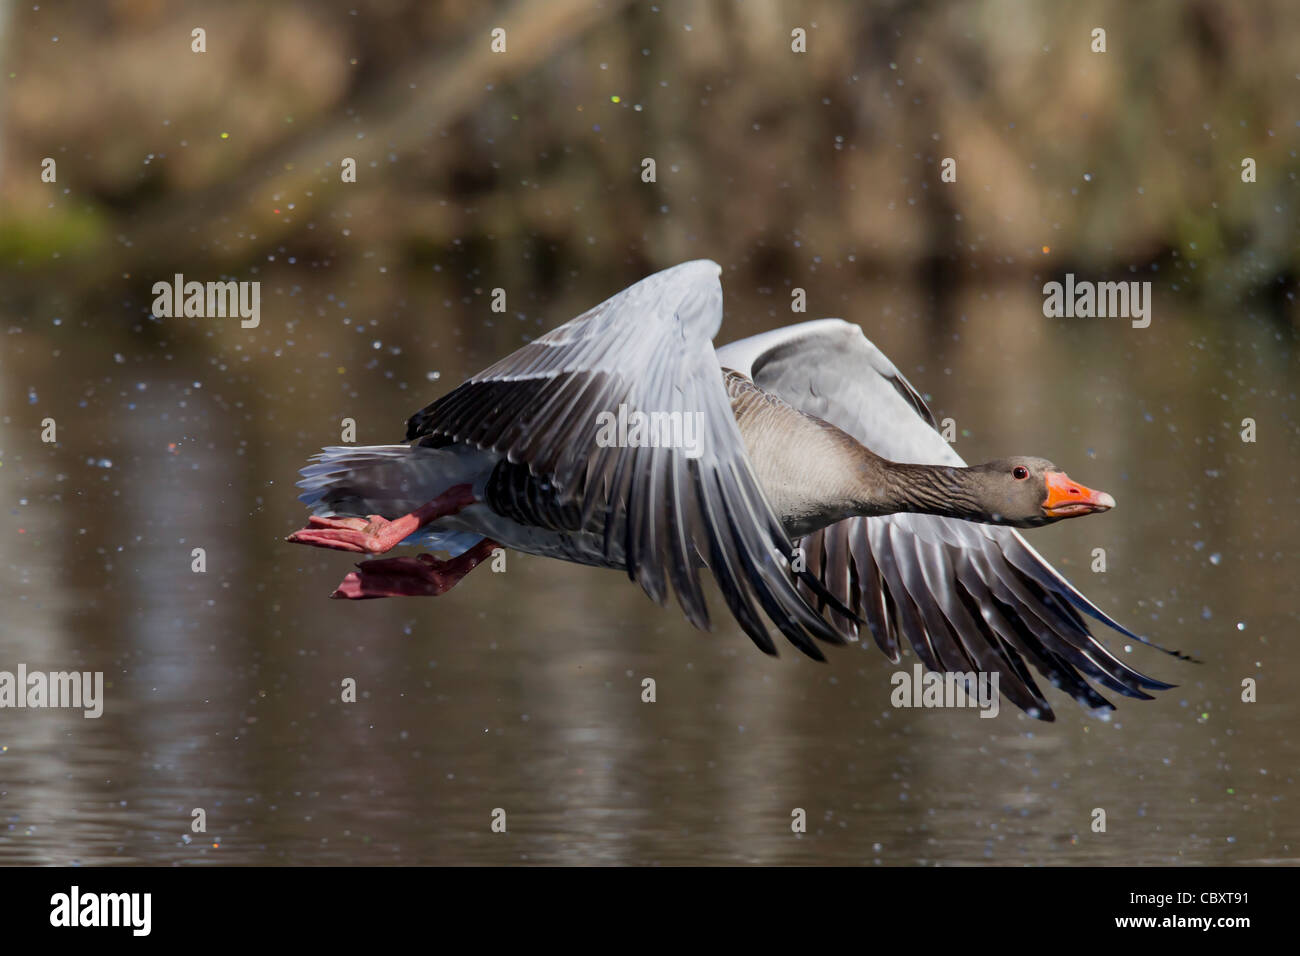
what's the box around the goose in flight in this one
[289,260,1183,719]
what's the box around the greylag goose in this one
[289,260,1183,719]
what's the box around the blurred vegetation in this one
[0,0,1296,326]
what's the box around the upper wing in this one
[406,261,852,659]
[716,318,1178,719]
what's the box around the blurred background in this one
[0,0,1296,865]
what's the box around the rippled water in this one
[1,274,1296,865]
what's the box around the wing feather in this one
[406,262,848,657]
[717,317,1179,718]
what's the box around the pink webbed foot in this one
[331,539,500,600]
[287,484,477,555]
[287,513,420,554]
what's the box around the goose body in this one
[292,260,1183,719]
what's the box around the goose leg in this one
[286,484,477,554]
[330,539,500,599]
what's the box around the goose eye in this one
[1013,466,1029,480]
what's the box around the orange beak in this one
[1043,471,1116,518]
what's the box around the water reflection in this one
[0,273,1296,865]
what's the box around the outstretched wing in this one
[716,318,1178,719]
[406,261,852,659]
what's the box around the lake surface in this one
[1,270,1296,865]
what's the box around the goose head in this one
[968,456,1116,528]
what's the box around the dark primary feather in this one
[404,261,856,660]
[716,317,1180,719]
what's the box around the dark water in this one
[1,273,1296,865]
